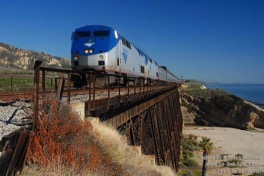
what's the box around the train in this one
[71,25,180,85]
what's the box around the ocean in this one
[205,84,264,109]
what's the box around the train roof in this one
[74,25,114,32]
[73,25,153,61]
[160,66,167,70]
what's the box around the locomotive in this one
[71,25,179,85]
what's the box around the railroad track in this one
[0,85,158,102]
[0,91,33,102]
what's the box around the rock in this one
[0,101,32,141]
[181,88,264,130]
[246,111,259,129]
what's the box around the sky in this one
[1,0,264,84]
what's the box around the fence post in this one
[33,60,42,132]
[11,76,13,92]
[67,73,71,102]
[57,76,65,101]
[42,70,45,93]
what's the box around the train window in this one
[126,41,131,49]
[122,38,126,45]
[121,38,131,49]
[149,58,153,63]
[156,72,158,77]
[93,31,110,37]
[76,31,91,38]
[141,66,145,73]
[117,58,119,66]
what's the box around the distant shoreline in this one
[249,101,264,108]
[205,83,264,109]
[206,83,264,86]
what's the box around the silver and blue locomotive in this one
[71,25,179,84]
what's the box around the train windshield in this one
[75,31,91,38]
[93,31,110,37]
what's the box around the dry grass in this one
[85,120,176,176]
[21,95,176,176]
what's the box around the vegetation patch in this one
[180,134,214,176]
[0,76,54,91]
[23,95,175,175]
[26,95,118,175]
[180,134,200,175]
[249,173,264,176]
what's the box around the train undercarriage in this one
[71,71,159,89]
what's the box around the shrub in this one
[181,134,200,168]
[26,95,120,175]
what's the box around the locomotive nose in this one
[84,38,96,47]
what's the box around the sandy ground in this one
[184,126,264,176]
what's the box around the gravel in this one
[0,88,134,144]
[0,90,128,142]
[0,101,33,141]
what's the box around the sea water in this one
[205,84,264,109]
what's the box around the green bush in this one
[181,134,200,168]
[249,173,264,176]
[183,158,199,167]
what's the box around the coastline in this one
[205,83,264,109]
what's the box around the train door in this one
[116,41,122,72]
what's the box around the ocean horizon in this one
[205,83,264,109]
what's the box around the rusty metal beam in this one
[67,73,71,102]
[89,73,92,114]
[148,107,159,165]
[106,75,111,110]
[91,73,96,116]
[42,70,45,93]
[118,76,121,102]
[33,60,42,132]
[10,76,13,92]
[106,88,178,128]
[161,99,175,167]
[5,130,34,176]
[155,102,166,165]
[56,76,65,101]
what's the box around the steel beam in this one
[33,60,42,132]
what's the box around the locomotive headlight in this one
[84,49,93,54]
[74,56,78,61]
[84,49,89,54]
[114,30,118,39]
[99,55,104,60]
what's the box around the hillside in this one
[180,82,264,130]
[0,42,71,70]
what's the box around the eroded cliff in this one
[180,82,264,130]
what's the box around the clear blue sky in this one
[1,0,264,83]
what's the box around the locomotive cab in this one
[71,25,119,73]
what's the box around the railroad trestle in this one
[106,88,183,171]
[32,61,183,172]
